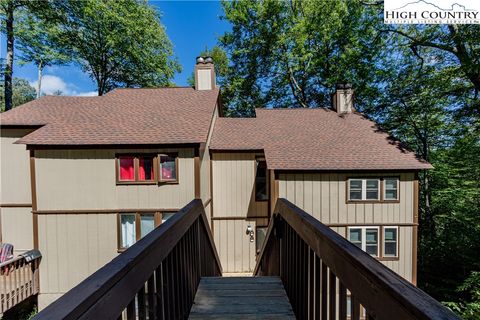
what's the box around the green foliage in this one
[15,7,69,71]
[219,0,384,116]
[0,77,36,111]
[31,0,181,95]
[218,1,480,316]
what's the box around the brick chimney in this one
[194,56,216,90]
[332,83,354,113]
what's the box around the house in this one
[0,57,431,310]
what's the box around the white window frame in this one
[348,226,380,257]
[348,178,380,201]
[382,226,399,258]
[383,177,399,201]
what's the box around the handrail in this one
[255,198,459,320]
[0,250,41,315]
[34,199,222,320]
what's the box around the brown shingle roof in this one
[210,108,432,170]
[1,88,219,145]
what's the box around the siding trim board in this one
[26,143,200,150]
[0,203,32,207]
[30,149,39,250]
[33,208,181,214]
[413,174,419,285]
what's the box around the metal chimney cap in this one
[196,56,205,64]
[204,56,213,64]
[336,83,353,90]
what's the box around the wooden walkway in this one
[189,277,295,319]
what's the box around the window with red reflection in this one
[119,156,135,181]
[139,157,154,181]
[160,155,177,182]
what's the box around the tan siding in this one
[0,128,34,254]
[38,214,117,307]
[278,172,414,224]
[212,153,268,218]
[0,207,33,254]
[0,128,33,204]
[278,172,415,282]
[35,148,195,211]
[211,152,268,272]
[213,219,256,273]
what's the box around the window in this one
[118,212,176,250]
[348,226,399,259]
[348,179,380,201]
[383,227,398,257]
[255,160,268,201]
[348,227,379,256]
[117,154,156,183]
[384,178,399,201]
[159,154,178,183]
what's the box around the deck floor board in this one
[189,276,295,319]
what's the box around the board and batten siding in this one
[33,147,196,308]
[211,152,268,272]
[37,213,117,309]
[212,152,268,219]
[35,148,195,211]
[0,128,35,254]
[278,172,415,282]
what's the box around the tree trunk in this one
[37,61,43,98]
[4,0,14,111]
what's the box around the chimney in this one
[194,56,216,90]
[332,83,354,113]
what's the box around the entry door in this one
[213,219,257,273]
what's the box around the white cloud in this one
[30,75,98,97]
[77,91,98,97]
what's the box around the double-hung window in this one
[348,177,399,202]
[383,227,398,257]
[118,212,176,250]
[348,227,379,256]
[348,226,398,259]
[348,179,380,201]
[383,177,399,201]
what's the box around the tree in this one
[16,9,69,98]
[36,0,181,95]
[0,0,24,111]
[219,0,384,116]
[0,77,36,111]
[384,25,480,118]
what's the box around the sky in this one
[0,1,231,96]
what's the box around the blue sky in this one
[0,1,230,96]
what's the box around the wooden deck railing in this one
[0,250,41,315]
[254,198,459,320]
[34,199,222,320]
